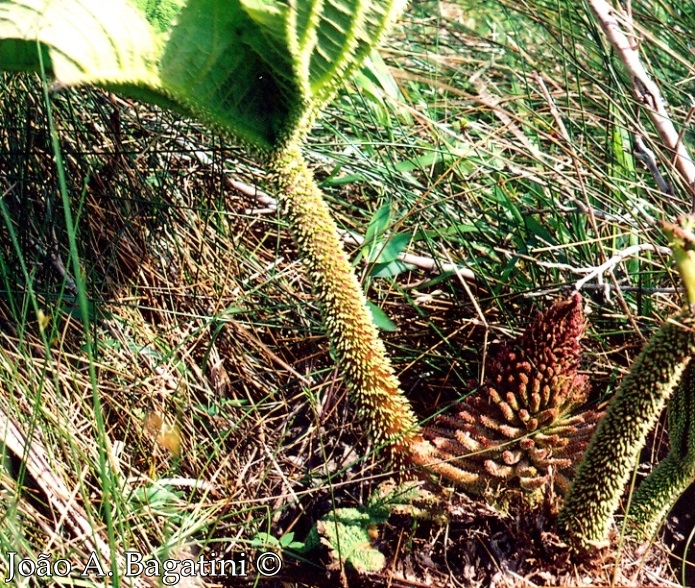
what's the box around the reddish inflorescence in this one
[416,294,602,497]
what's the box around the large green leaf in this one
[241,0,406,104]
[0,0,159,84]
[157,0,296,146]
[0,0,405,148]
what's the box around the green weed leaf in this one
[364,203,392,243]
[369,259,416,279]
[278,531,294,547]
[366,300,398,332]
[362,202,392,262]
[250,532,279,548]
[374,232,411,264]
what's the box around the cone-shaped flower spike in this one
[413,294,602,499]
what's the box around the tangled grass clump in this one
[415,294,603,498]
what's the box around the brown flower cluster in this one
[415,294,602,497]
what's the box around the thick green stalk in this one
[269,143,421,459]
[557,310,695,551]
[627,360,695,539]
[663,216,695,308]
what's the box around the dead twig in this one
[588,0,695,201]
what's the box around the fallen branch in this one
[588,0,695,199]
[573,243,672,295]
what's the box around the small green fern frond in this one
[304,508,386,574]
[302,482,428,574]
